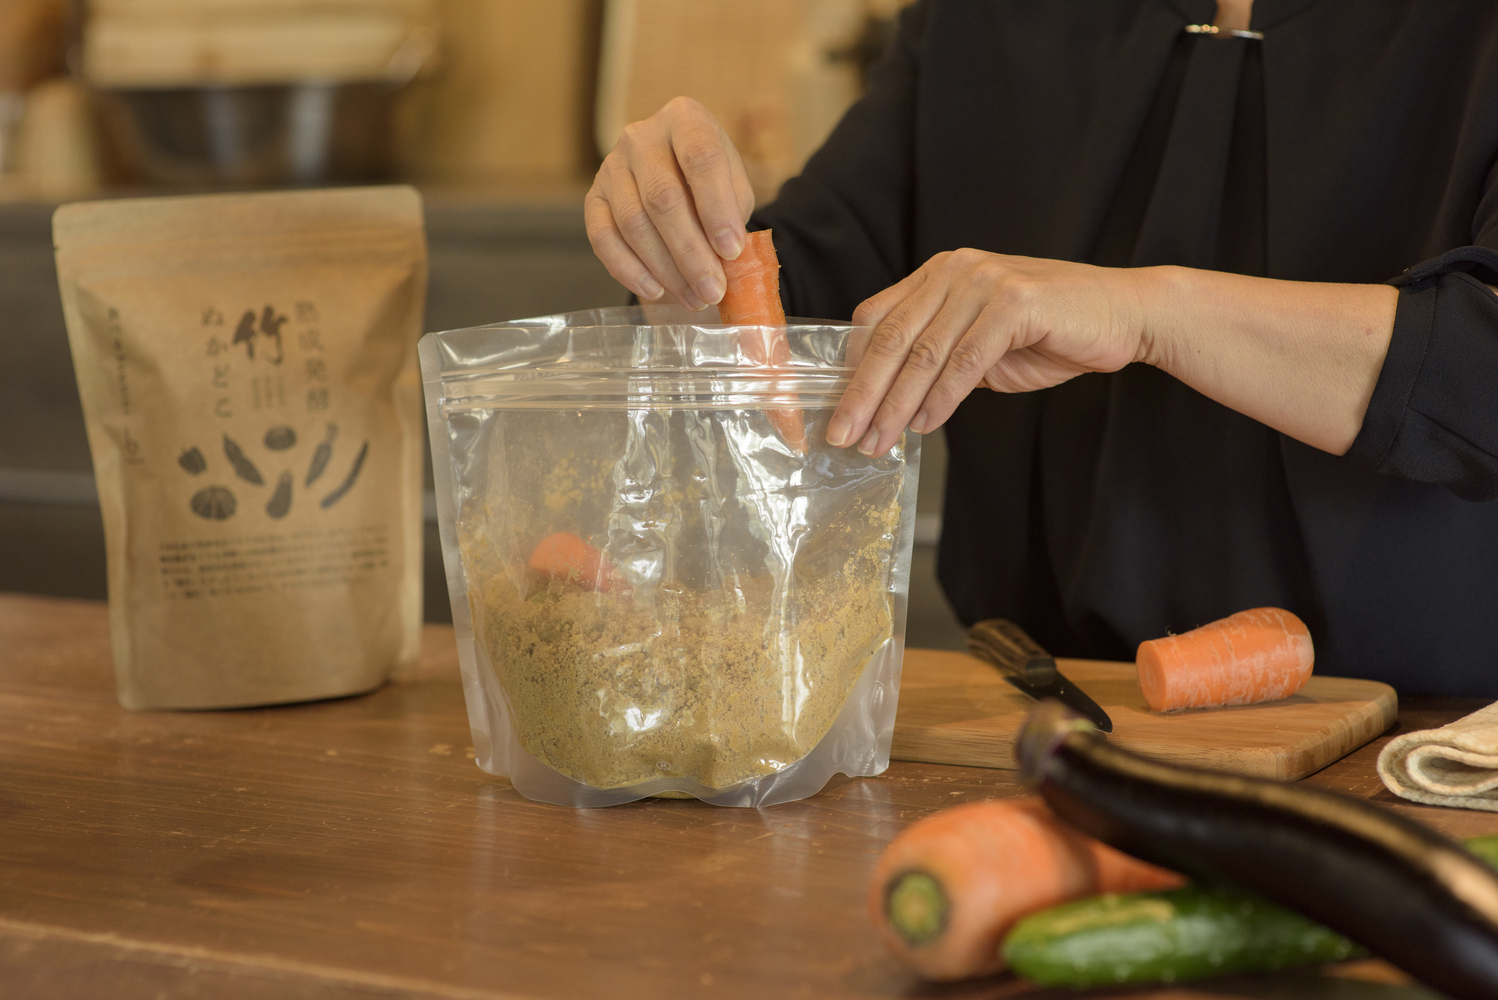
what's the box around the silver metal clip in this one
[1185,23,1265,40]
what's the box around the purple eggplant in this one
[1017,701,1498,1000]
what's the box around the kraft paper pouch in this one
[54,186,426,709]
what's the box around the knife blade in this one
[967,619,1114,734]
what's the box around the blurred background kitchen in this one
[0,0,965,648]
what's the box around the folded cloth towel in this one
[1379,702,1498,810]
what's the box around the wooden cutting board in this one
[891,649,1398,781]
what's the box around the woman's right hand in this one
[585,97,756,311]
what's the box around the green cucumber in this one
[1466,835,1498,870]
[1002,885,1363,988]
[1003,835,1498,989]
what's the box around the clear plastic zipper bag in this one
[420,307,919,807]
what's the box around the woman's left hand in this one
[826,249,1151,456]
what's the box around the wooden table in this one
[2,593,1493,1000]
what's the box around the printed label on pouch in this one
[158,527,390,599]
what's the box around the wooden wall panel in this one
[396,0,599,185]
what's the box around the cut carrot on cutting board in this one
[1137,607,1315,712]
[719,229,806,453]
[891,650,1396,781]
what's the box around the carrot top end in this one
[886,870,950,947]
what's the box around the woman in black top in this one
[584,0,1498,695]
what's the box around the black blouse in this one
[752,0,1498,695]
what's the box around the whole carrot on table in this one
[718,229,807,454]
[1136,607,1314,712]
[868,797,1184,981]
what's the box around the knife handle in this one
[968,619,1057,680]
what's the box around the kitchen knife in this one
[967,619,1114,733]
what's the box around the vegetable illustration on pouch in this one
[320,441,367,508]
[223,434,264,485]
[265,471,293,519]
[178,423,366,519]
[177,447,206,475]
[190,485,237,520]
[263,425,297,450]
[306,423,337,486]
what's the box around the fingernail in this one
[638,275,665,301]
[858,428,880,456]
[827,414,852,448]
[697,274,725,305]
[715,229,744,259]
[909,410,929,434]
[682,288,707,311]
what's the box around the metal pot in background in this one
[93,81,400,187]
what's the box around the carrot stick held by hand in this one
[719,229,786,327]
[1136,607,1314,712]
[718,230,807,454]
[869,797,1184,981]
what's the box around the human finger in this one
[846,268,932,368]
[725,140,756,228]
[827,268,951,449]
[667,100,753,261]
[858,291,989,455]
[912,303,1030,430]
[606,158,708,310]
[584,185,667,302]
[625,131,727,308]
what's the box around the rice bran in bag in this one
[54,186,426,709]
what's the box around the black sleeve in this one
[1346,245,1498,502]
[748,1,928,320]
